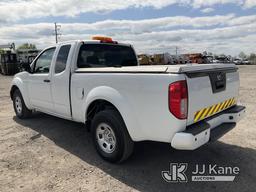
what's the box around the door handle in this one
[43,79,51,83]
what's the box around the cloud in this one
[58,14,236,35]
[200,8,215,13]
[0,14,255,55]
[0,14,237,39]
[0,0,188,23]
[227,15,256,26]
[0,0,255,23]
[244,0,256,8]
[192,0,243,8]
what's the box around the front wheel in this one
[12,89,32,119]
[91,109,134,163]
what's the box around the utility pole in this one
[175,46,178,57]
[54,22,61,44]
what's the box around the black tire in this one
[91,109,134,163]
[12,89,32,119]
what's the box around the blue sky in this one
[0,0,256,55]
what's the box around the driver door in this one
[28,47,56,112]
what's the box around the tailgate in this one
[171,64,239,125]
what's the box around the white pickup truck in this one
[10,37,245,162]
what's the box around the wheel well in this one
[10,85,19,100]
[86,100,120,122]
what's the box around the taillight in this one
[169,80,188,119]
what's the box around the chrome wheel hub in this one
[96,123,116,153]
[15,96,22,114]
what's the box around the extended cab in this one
[10,37,246,162]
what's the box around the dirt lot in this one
[0,65,256,192]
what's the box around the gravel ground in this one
[0,65,255,192]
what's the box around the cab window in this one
[55,45,71,73]
[33,48,56,74]
[77,44,138,68]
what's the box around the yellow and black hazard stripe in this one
[194,97,236,122]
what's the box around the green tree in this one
[17,43,37,50]
[249,53,256,65]
[238,52,247,60]
[249,53,256,59]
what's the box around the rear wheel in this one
[12,89,32,119]
[91,109,134,163]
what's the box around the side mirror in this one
[21,62,32,73]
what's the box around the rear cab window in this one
[77,44,138,68]
[55,44,71,73]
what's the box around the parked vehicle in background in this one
[138,53,175,65]
[233,58,242,65]
[242,60,250,65]
[215,55,231,63]
[138,53,213,65]
[10,37,246,163]
[184,53,204,64]
[138,54,153,65]
[151,53,173,65]
[233,59,251,65]
[16,49,40,65]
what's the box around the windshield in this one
[77,43,138,68]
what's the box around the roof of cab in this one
[55,40,131,47]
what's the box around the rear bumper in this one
[171,105,246,150]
